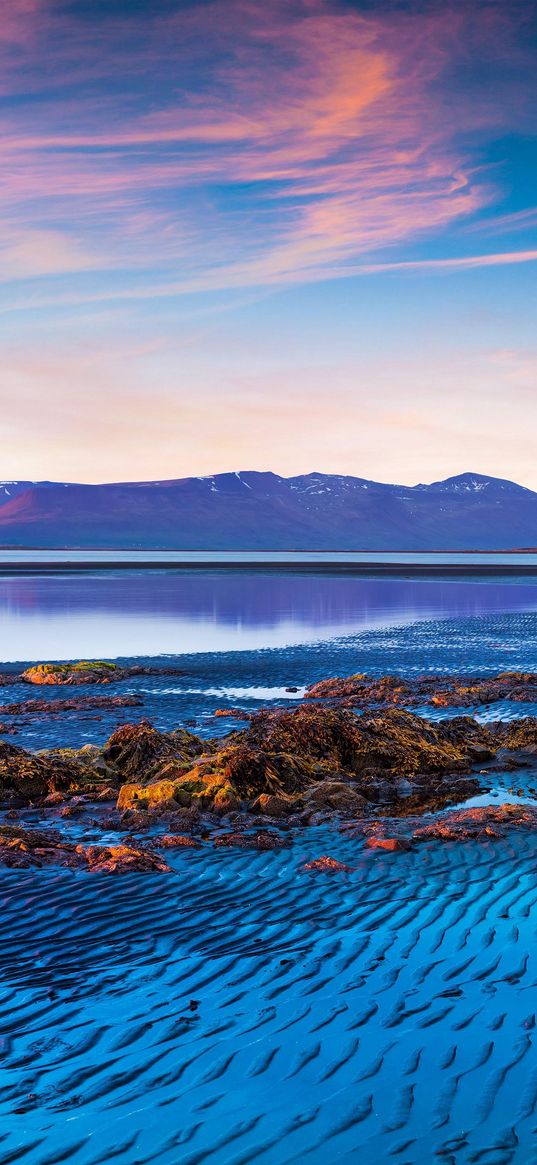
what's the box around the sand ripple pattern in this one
[1,829,537,1164]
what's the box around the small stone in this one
[159,834,200,848]
[365,837,411,853]
[303,855,354,873]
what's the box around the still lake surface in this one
[3,567,537,1164]
[3,566,537,662]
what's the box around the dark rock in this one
[213,831,287,851]
[250,792,294,817]
[158,834,200,848]
[306,670,537,710]
[0,694,141,717]
[0,740,87,805]
[114,705,491,817]
[303,780,368,815]
[412,803,537,842]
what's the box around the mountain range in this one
[0,471,535,550]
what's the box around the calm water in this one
[3,568,537,661]
[2,550,537,566]
[3,572,537,1164]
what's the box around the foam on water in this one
[160,685,308,700]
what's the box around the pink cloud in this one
[0,227,101,278]
[0,0,533,290]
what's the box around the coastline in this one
[3,664,537,873]
[3,550,537,574]
[4,643,537,1160]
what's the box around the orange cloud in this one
[0,0,533,291]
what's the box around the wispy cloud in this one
[354,249,537,277]
[0,0,534,295]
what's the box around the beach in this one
[1,569,537,1160]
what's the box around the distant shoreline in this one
[2,552,537,576]
[1,546,537,554]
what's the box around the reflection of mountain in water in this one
[2,571,537,663]
[2,571,537,629]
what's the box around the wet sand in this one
[1,823,536,1164]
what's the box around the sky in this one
[1,0,537,486]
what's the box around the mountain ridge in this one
[0,470,535,550]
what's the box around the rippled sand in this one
[2,829,537,1164]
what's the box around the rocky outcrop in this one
[114,706,493,817]
[0,694,141,717]
[7,699,537,826]
[22,661,126,685]
[78,843,170,872]
[412,803,537,841]
[0,740,88,805]
[496,718,537,752]
[306,670,537,709]
[20,661,185,686]
[244,706,492,780]
[0,824,169,871]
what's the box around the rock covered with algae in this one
[7,700,537,827]
[0,739,90,804]
[113,705,496,817]
[20,660,186,686]
[22,661,125,685]
[305,670,537,709]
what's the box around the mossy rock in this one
[117,778,186,812]
[117,764,240,814]
[22,661,121,686]
[176,768,239,811]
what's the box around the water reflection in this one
[1,569,537,661]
